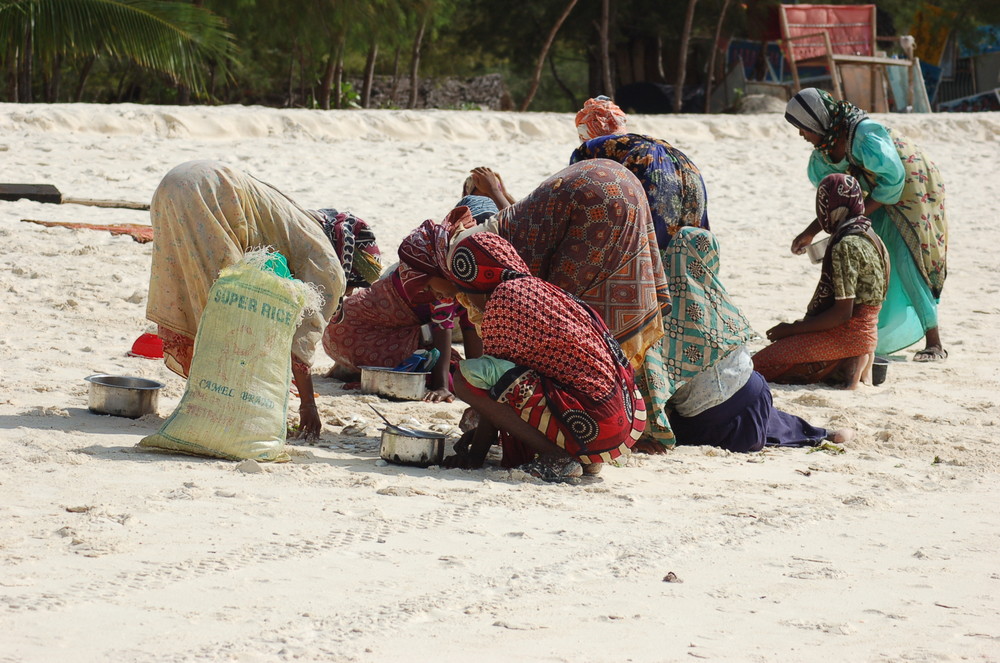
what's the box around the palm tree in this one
[0,0,236,103]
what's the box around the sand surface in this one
[1,103,999,662]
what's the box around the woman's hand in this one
[791,231,815,255]
[792,218,823,255]
[766,321,797,342]
[423,388,455,403]
[470,166,501,192]
[633,439,670,455]
[470,167,513,209]
[292,403,323,441]
[291,363,322,441]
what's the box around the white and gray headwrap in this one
[784,88,832,135]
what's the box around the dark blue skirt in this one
[668,371,827,453]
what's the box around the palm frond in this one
[0,0,237,93]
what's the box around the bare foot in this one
[326,362,360,381]
[826,428,854,444]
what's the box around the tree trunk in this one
[599,0,613,96]
[389,46,401,104]
[19,20,33,103]
[286,45,296,107]
[548,53,577,109]
[319,48,336,110]
[44,52,62,102]
[674,0,698,113]
[74,55,96,102]
[704,0,732,113]
[362,41,378,108]
[333,31,347,108]
[519,0,580,112]
[299,50,307,107]
[408,13,428,109]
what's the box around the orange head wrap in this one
[575,96,627,142]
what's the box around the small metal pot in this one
[360,366,429,401]
[806,236,831,264]
[379,425,445,467]
[85,374,165,418]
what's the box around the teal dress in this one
[806,120,946,355]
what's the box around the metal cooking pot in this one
[379,425,445,467]
[85,374,164,418]
[360,366,429,401]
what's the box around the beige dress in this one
[147,160,345,375]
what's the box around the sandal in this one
[913,346,948,362]
[519,457,583,483]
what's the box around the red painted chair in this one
[778,4,913,111]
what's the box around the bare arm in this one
[766,298,855,341]
[791,218,823,255]
[290,362,322,440]
[424,325,456,403]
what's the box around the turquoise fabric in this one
[459,355,517,390]
[804,118,939,354]
[807,121,905,204]
[871,213,939,355]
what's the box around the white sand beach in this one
[1,103,999,662]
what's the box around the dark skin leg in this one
[444,372,572,469]
[921,326,945,356]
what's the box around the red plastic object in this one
[128,333,164,359]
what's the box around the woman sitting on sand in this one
[663,227,851,452]
[147,160,378,438]
[785,87,948,361]
[570,95,710,252]
[323,216,483,404]
[442,232,645,480]
[446,160,675,447]
[753,173,889,389]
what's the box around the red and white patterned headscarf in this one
[397,218,450,278]
[575,96,628,142]
[448,231,529,292]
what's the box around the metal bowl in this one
[360,366,429,401]
[806,236,831,264]
[379,426,445,467]
[85,374,165,418]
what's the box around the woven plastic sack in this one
[140,250,317,461]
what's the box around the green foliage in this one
[0,0,236,99]
[4,0,1000,107]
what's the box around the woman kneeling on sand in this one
[442,232,645,481]
[663,227,852,452]
[323,216,484,403]
[754,173,889,389]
